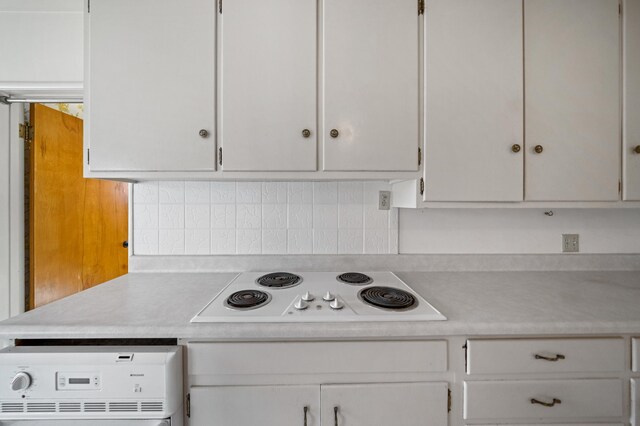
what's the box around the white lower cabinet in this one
[464,379,623,421]
[190,382,448,426]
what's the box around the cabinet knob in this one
[302,129,311,138]
[122,241,129,249]
[634,145,640,154]
[330,129,339,138]
[511,144,521,153]
[199,129,209,138]
[534,145,544,154]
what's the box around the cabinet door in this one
[190,385,320,426]
[624,0,640,200]
[424,0,524,201]
[87,0,216,172]
[321,383,448,426]
[220,0,317,171]
[524,0,621,201]
[633,379,639,426]
[323,0,419,171]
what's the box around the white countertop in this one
[1,271,639,340]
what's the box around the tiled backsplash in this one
[133,181,398,255]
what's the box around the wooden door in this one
[624,0,640,200]
[190,385,320,426]
[320,383,448,426]
[423,0,524,201]
[322,0,419,171]
[87,0,216,172]
[524,0,621,201]
[219,0,317,171]
[30,104,128,309]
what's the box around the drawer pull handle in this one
[534,353,566,361]
[303,406,308,426]
[531,397,561,407]
[334,406,339,426]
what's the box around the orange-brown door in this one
[29,104,128,309]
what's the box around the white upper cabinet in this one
[524,0,621,201]
[219,0,317,171]
[86,0,216,172]
[322,0,419,171]
[423,0,524,201]
[624,0,640,200]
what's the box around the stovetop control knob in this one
[301,292,315,302]
[11,372,32,392]
[329,299,344,310]
[323,291,335,302]
[294,299,309,310]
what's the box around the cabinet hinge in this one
[87,0,90,13]
[218,147,223,166]
[619,2,622,14]
[87,149,90,165]
[463,342,468,373]
[186,393,190,418]
[419,178,424,196]
[619,180,622,194]
[19,123,33,143]
[447,388,452,412]
[418,147,422,166]
[418,0,425,15]
[219,0,222,13]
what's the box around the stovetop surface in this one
[191,272,446,323]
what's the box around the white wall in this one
[399,208,640,254]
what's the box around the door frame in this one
[0,102,25,320]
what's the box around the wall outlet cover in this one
[379,191,391,210]
[562,234,579,253]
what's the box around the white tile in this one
[288,182,313,204]
[364,206,389,229]
[364,229,389,254]
[338,204,364,229]
[133,182,158,204]
[313,182,338,204]
[134,204,158,229]
[288,229,313,254]
[262,229,287,254]
[288,204,312,229]
[263,204,287,229]
[211,205,236,229]
[364,181,390,205]
[313,229,338,254]
[158,181,185,203]
[262,182,287,204]
[159,229,185,255]
[338,229,364,254]
[313,204,338,229]
[236,182,262,203]
[185,204,210,229]
[236,204,261,229]
[185,181,210,204]
[133,229,158,255]
[211,182,236,204]
[338,182,364,204]
[389,227,399,254]
[211,229,236,254]
[185,229,210,255]
[237,229,262,254]
[159,204,185,229]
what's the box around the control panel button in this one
[323,291,335,302]
[301,292,315,302]
[294,299,309,310]
[11,372,32,392]
[329,299,344,310]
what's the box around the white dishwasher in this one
[0,346,183,426]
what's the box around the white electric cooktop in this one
[191,271,446,323]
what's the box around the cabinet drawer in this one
[188,340,447,376]
[633,338,639,372]
[466,338,624,375]
[464,379,623,421]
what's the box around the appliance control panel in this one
[56,372,101,390]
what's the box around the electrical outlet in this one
[562,234,579,253]
[378,191,391,210]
